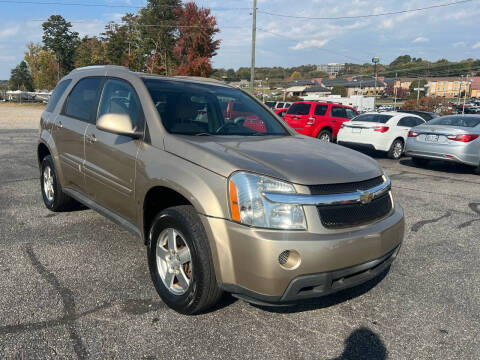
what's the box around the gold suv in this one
[38,66,404,314]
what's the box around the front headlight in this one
[228,172,306,230]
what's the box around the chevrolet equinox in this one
[38,66,405,314]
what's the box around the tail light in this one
[374,126,389,133]
[447,134,479,142]
[408,131,419,137]
[306,117,316,125]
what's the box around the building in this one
[471,77,480,98]
[317,63,345,76]
[320,77,386,97]
[426,77,471,98]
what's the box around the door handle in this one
[332,119,337,122]
[86,134,97,144]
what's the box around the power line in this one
[256,27,369,64]
[257,0,475,20]
[0,0,251,10]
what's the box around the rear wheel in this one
[317,129,332,143]
[40,155,77,211]
[147,205,222,314]
[411,157,429,167]
[388,139,404,160]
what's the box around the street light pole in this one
[462,76,469,115]
[250,0,257,94]
[372,56,379,110]
[394,72,398,109]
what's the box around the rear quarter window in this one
[46,79,72,113]
[287,103,311,115]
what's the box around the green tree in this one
[409,79,428,99]
[9,61,34,91]
[24,42,59,90]
[331,86,347,97]
[74,37,107,68]
[139,0,181,75]
[42,15,80,77]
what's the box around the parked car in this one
[283,101,359,142]
[264,101,276,108]
[399,110,439,121]
[275,101,291,109]
[274,108,289,118]
[405,114,480,173]
[38,65,404,314]
[337,112,425,160]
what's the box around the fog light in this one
[278,250,301,270]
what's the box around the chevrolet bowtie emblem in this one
[359,190,374,204]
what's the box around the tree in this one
[402,96,454,115]
[74,37,107,68]
[42,15,80,76]
[409,79,428,99]
[138,0,181,75]
[289,71,302,81]
[331,86,347,97]
[24,42,59,90]
[173,2,220,77]
[9,61,34,91]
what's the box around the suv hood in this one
[165,135,382,185]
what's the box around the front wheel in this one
[317,129,332,142]
[147,205,222,314]
[388,139,404,160]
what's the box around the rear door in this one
[284,103,312,132]
[55,77,105,194]
[83,78,144,222]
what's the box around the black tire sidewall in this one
[40,156,60,210]
[318,130,332,142]
[147,208,206,314]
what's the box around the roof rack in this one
[71,65,130,72]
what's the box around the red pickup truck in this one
[283,101,359,142]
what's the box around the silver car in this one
[405,115,480,172]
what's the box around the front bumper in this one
[199,202,404,304]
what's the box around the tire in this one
[387,139,404,160]
[411,157,429,167]
[147,205,222,315]
[40,155,77,212]
[317,129,332,143]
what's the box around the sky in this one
[1,0,480,79]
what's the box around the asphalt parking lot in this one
[1,129,479,359]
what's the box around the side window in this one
[331,106,347,118]
[46,79,72,113]
[414,117,426,126]
[397,117,409,127]
[314,105,328,115]
[98,79,143,130]
[345,108,358,119]
[63,77,104,124]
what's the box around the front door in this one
[84,78,144,223]
[54,77,105,194]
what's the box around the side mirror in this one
[96,113,142,138]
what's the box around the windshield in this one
[143,79,288,136]
[428,116,480,128]
[352,114,393,123]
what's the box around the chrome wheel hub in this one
[320,133,331,142]
[156,228,192,295]
[43,166,55,202]
[393,142,403,158]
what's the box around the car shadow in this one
[331,327,388,360]
[399,158,477,175]
[251,267,390,314]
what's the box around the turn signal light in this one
[447,134,479,142]
[408,131,419,137]
[229,180,241,222]
[374,126,389,133]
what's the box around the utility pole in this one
[457,75,464,105]
[372,56,379,110]
[416,79,421,105]
[462,76,469,115]
[250,0,257,94]
[394,72,398,109]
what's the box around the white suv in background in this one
[337,112,426,159]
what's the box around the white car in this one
[337,112,426,159]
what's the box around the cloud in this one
[453,41,466,48]
[473,42,480,49]
[0,25,20,38]
[413,37,429,43]
[291,39,330,50]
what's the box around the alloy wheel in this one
[43,165,55,202]
[156,228,192,295]
[393,141,403,159]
